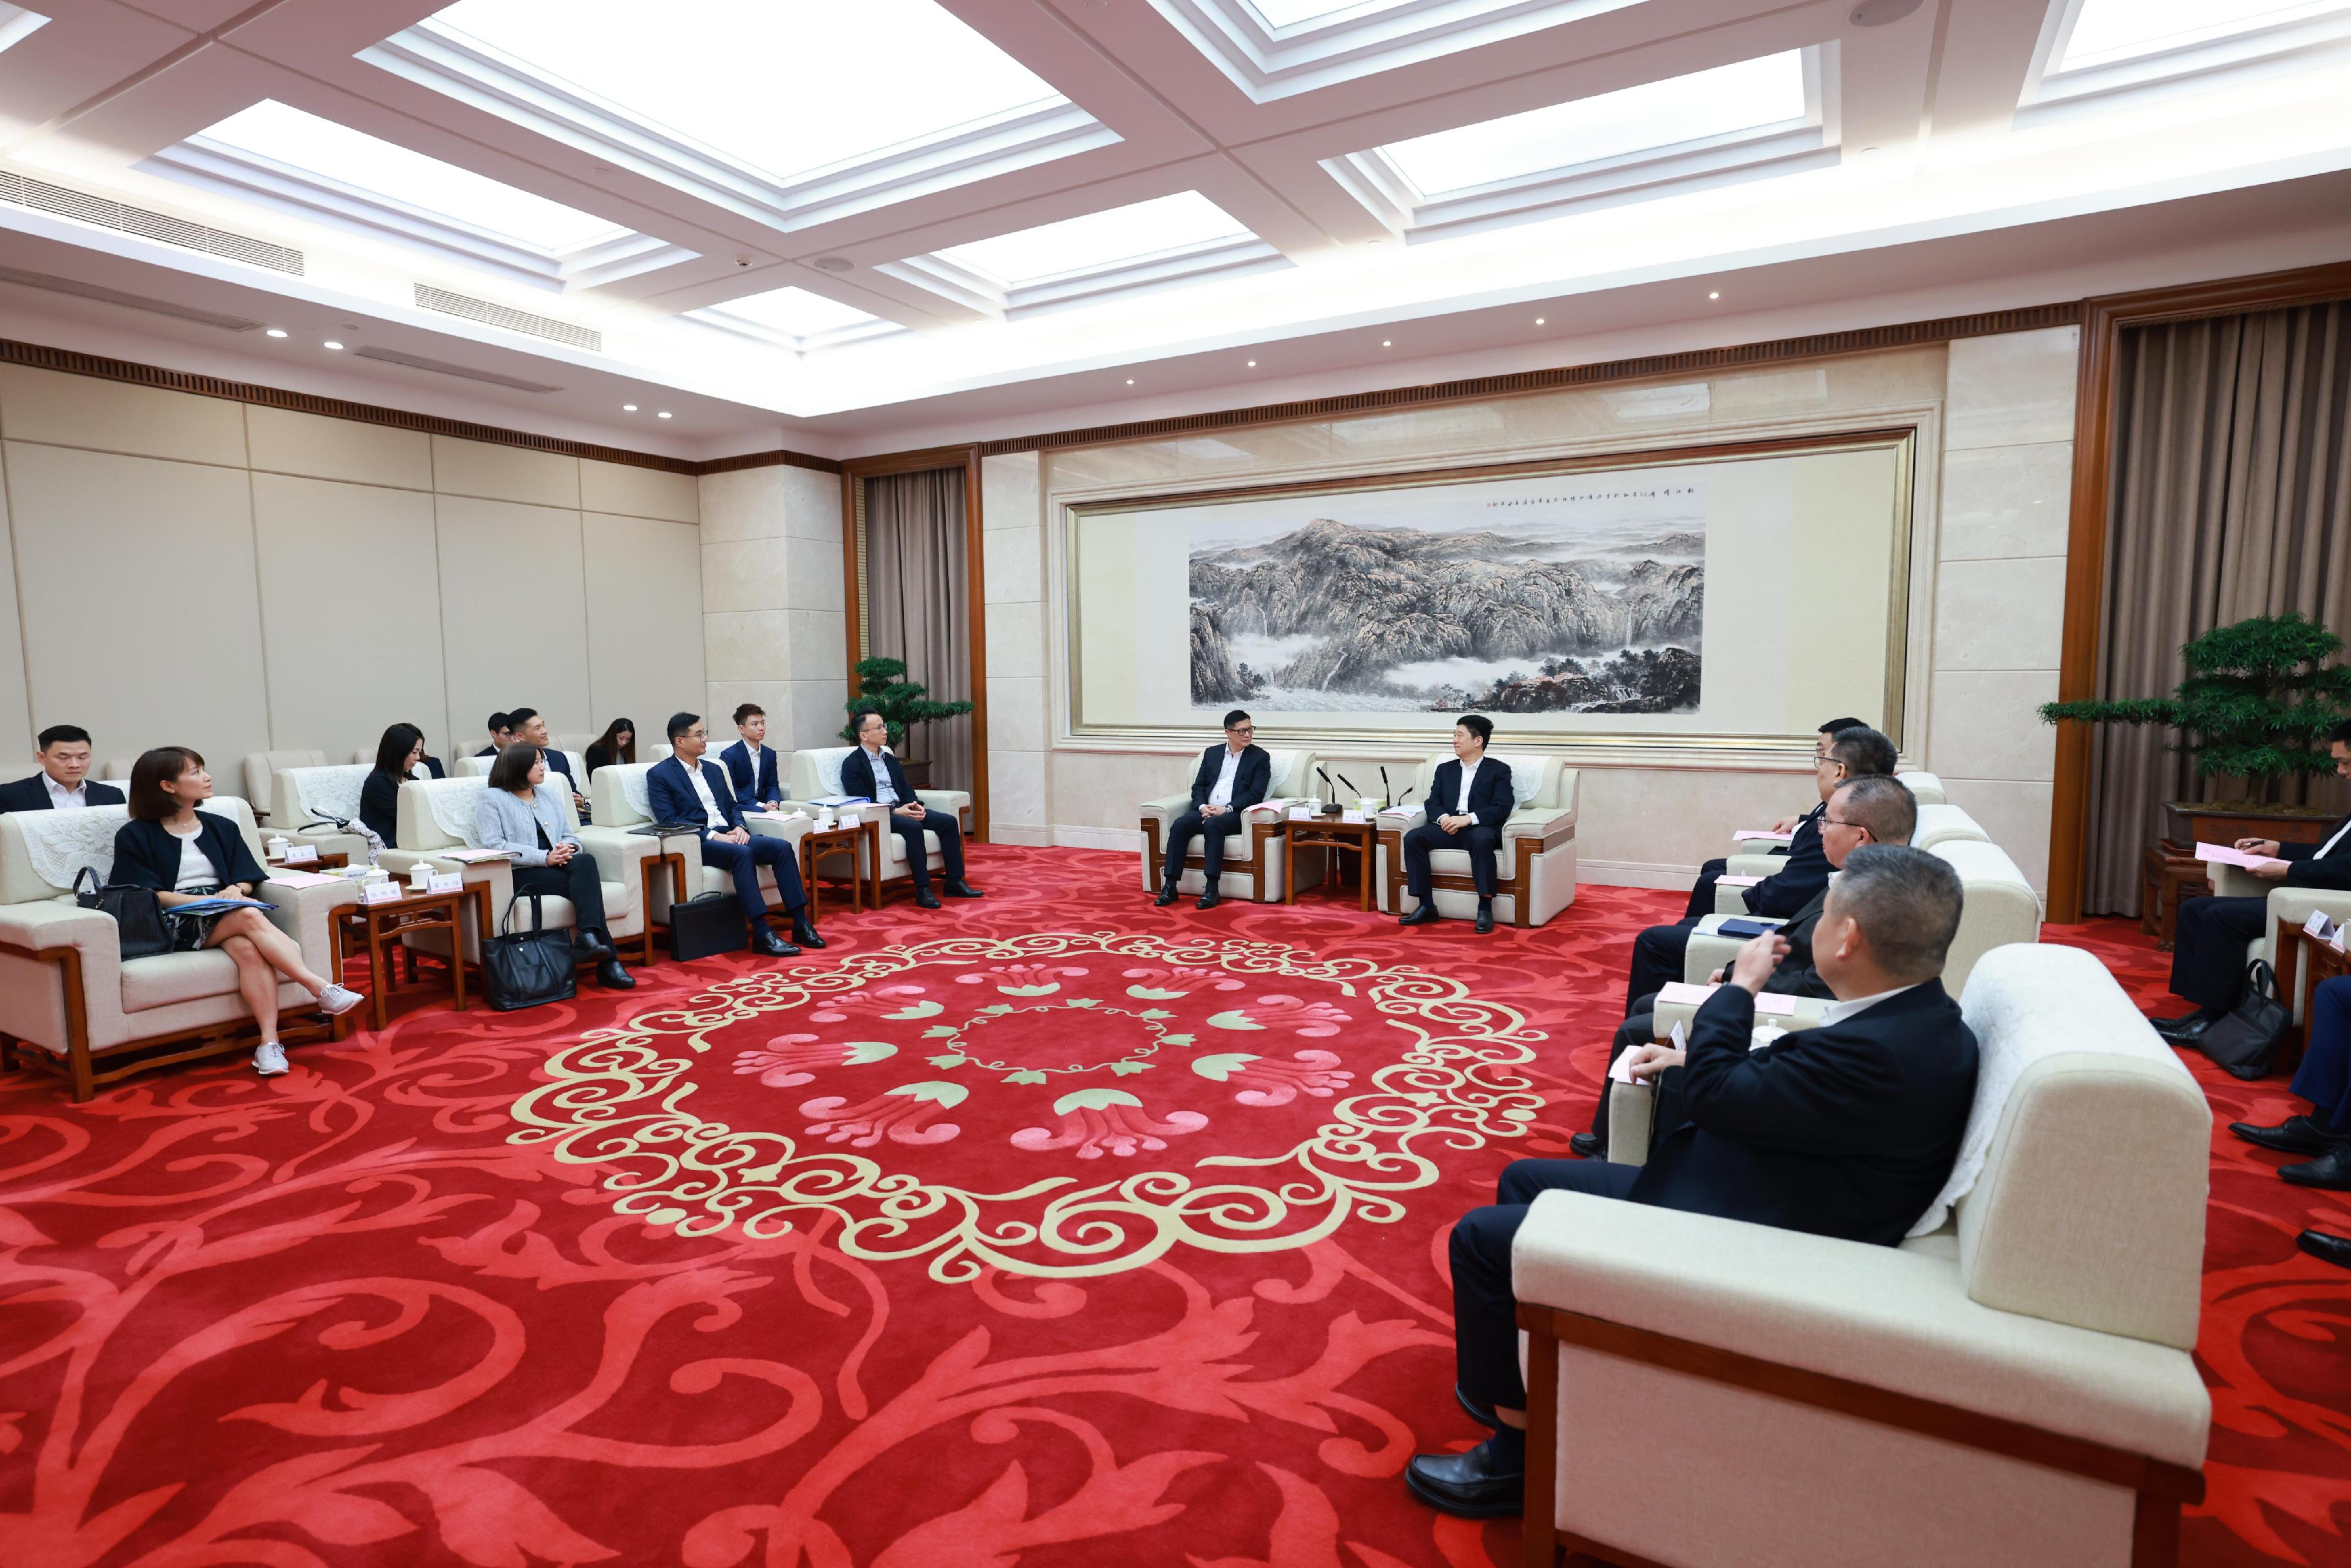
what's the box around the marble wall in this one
[696,464,850,753]
[977,331,2079,894]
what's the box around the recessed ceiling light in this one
[1126,378,1135,385]
[657,410,672,418]
[1534,317,1545,326]
[1709,291,1720,300]
[813,256,854,273]
[1382,339,1392,347]
[264,327,287,338]
[322,340,343,350]
[623,403,637,411]
[1247,360,1256,367]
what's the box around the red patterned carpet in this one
[0,845,2345,1567]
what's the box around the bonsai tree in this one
[838,656,974,756]
[2039,612,2351,802]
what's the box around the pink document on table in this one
[442,849,513,863]
[264,870,339,889]
[1733,831,1793,843]
[1655,981,1797,1017]
[1717,874,1763,887]
[2193,842,2266,869]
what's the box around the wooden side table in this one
[1282,815,1377,911]
[333,887,467,1032]
[800,820,876,916]
[2138,845,2211,951]
[2273,917,2351,1073]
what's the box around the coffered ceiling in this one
[0,0,2347,454]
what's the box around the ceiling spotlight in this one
[1709,291,1720,300]
[657,411,673,419]
[1848,0,1924,25]
[1534,317,1545,326]
[264,327,287,339]
[1382,339,1392,347]
[1247,360,1256,367]
[812,255,853,273]
[322,340,343,350]
[623,404,637,411]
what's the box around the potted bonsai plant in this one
[2039,611,2351,839]
[838,656,974,791]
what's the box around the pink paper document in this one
[264,870,338,889]
[1733,831,1793,843]
[442,849,513,863]
[1717,875,1763,887]
[1655,981,1797,1017]
[2193,842,2267,869]
[1608,1051,1642,1084]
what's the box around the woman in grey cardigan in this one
[474,744,633,990]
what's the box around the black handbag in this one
[481,893,577,1011]
[73,867,170,959]
[668,891,748,961]
[2198,959,2293,1080]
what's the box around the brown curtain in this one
[2084,301,2351,914]
[863,468,973,790]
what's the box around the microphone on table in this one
[1315,766,1336,796]
[1379,766,1392,805]
[1333,771,1361,797]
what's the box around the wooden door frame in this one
[2047,262,2351,922]
[839,445,989,842]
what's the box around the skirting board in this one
[1024,826,1705,891]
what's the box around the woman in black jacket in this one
[360,723,429,847]
[111,746,363,1077]
[584,716,635,776]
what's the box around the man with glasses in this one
[1157,710,1270,910]
[1683,718,1866,917]
[1622,725,1900,1014]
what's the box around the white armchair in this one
[791,747,972,907]
[387,776,651,968]
[1137,748,1318,903]
[1373,752,1579,927]
[1717,803,1988,897]
[2206,861,2351,1020]
[1898,768,1947,805]
[1523,944,2210,1568]
[266,763,374,863]
[0,797,357,1100]
[590,762,816,941]
[243,749,327,819]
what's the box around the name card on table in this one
[1289,809,1315,821]
[2307,911,2337,940]
[428,872,463,895]
[281,842,319,863]
[2194,842,2268,869]
[357,879,404,905]
[1341,810,1365,824]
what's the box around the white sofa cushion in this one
[120,950,243,1013]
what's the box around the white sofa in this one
[1137,748,1318,903]
[0,797,357,1100]
[266,763,374,863]
[242,749,328,819]
[791,746,972,907]
[1898,769,1947,805]
[1372,753,1580,927]
[387,776,649,968]
[589,762,815,938]
[1717,803,1988,896]
[1520,943,2211,1568]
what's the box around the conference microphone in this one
[1379,766,1392,804]
[1333,771,1361,797]
[1315,766,1337,796]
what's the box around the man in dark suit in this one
[2156,722,2351,1043]
[475,712,513,758]
[841,709,981,909]
[1622,724,1898,1013]
[1157,709,1270,911]
[1574,773,1918,1158]
[1683,718,1866,916]
[0,725,125,813]
[720,703,785,813]
[649,712,823,957]
[1399,713,1516,934]
[510,708,587,822]
[1408,843,1978,1517]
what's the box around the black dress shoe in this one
[791,916,828,949]
[1399,904,1438,927]
[1405,1437,1524,1518]
[572,927,615,962]
[1474,902,1495,934]
[2151,1012,2212,1044]
[1455,1384,1497,1428]
[945,880,983,899]
[1154,885,1179,907]
[2280,1144,2351,1190]
[2298,1229,2351,1269]
[751,929,801,958]
[914,891,943,910]
[1569,1131,1602,1160]
[1197,890,1221,911]
[2231,1115,2340,1155]
[596,956,636,990]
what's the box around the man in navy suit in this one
[1622,725,1899,1013]
[1399,714,1516,934]
[840,709,980,909]
[510,708,587,822]
[649,712,823,957]
[1157,709,1270,911]
[1683,718,1866,916]
[719,703,784,813]
[0,725,125,813]
[1408,844,1979,1518]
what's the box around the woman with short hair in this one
[110,746,363,1076]
[472,743,634,990]
[360,722,429,847]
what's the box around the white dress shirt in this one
[863,746,899,806]
[1817,981,1924,1027]
[2317,816,2351,860]
[43,774,90,808]
[1208,746,1244,807]
[1455,757,1482,815]
[686,763,728,831]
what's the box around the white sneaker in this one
[318,984,364,1017]
[253,1041,290,1076]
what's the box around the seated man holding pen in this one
[1406,843,1978,1518]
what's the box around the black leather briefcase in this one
[667,892,748,961]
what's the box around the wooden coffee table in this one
[800,819,878,916]
[331,887,467,1031]
[1283,814,1377,911]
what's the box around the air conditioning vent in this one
[352,344,560,393]
[0,169,304,275]
[0,264,264,331]
[413,284,600,351]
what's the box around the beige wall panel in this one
[0,364,246,467]
[783,467,844,540]
[582,459,697,523]
[6,441,269,769]
[436,495,592,745]
[431,435,580,508]
[698,466,788,544]
[252,473,446,756]
[0,443,31,755]
[247,406,433,491]
[584,512,705,738]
